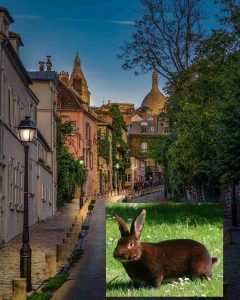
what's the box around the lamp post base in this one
[20,244,32,291]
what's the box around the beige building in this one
[0,7,39,243]
[127,70,168,188]
[29,60,58,219]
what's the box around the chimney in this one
[38,61,45,72]
[0,7,14,37]
[46,56,52,71]
[59,71,69,85]
[9,31,24,55]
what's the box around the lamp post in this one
[115,163,120,194]
[79,158,85,209]
[18,116,36,292]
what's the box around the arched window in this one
[141,142,148,153]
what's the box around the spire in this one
[152,69,159,90]
[70,53,91,105]
[74,52,81,68]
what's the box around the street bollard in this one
[45,254,57,277]
[12,278,27,300]
[63,237,70,258]
[56,244,64,266]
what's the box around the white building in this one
[0,7,39,243]
[0,7,57,244]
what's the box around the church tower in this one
[70,53,90,105]
[140,69,165,115]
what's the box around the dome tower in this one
[141,70,165,115]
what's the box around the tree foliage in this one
[56,118,86,207]
[144,1,240,200]
[110,104,130,186]
[119,0,203,82]
[98,133,110,163]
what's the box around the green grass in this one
[28,272,69,300]
[106,202,223,297]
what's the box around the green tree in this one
[98,133,110,163]
[56,118,86,207]
[119,0,204,82]
[110,104,129,188]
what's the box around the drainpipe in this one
[0,39,3,120]
[0,39,5,243]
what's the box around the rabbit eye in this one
[129,242,134,248]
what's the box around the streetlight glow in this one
[17,115,37,292]
[18,116,36,143]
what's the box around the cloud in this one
[57,17,135,26]
[109,20,135,26]
[12,15,135,26]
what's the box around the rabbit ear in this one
[114,214,130,237]
[130,209,146,239]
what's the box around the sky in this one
[2,0,222,107]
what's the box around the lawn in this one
[106,202,223,297]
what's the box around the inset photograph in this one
[106,202,223,298]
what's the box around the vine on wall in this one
[56,117,86,207]
[98,134,110,163]
[110,104,130,186]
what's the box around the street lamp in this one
[18,116,36,292]
[79,157,85,209]
[115,163,120,194]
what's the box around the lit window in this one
[141,142,148,153]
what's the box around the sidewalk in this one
[128,190,166,203]
[105,191,127,203]
[0,198,87,300]
[51,198,105,300]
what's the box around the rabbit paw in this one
[151,276,163,288]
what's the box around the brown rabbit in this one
[113,209,218,288]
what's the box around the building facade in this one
[29,62,58,219]
[57,55,98,199]
[97,122,113,194]
[0,8,39,243]
[127,70,168,189]
[94,103,129,192]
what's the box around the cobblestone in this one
[51,198,105,300]
[0,199,85,300]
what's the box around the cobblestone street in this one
[0,199,86,300]
[51,198,105,300]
